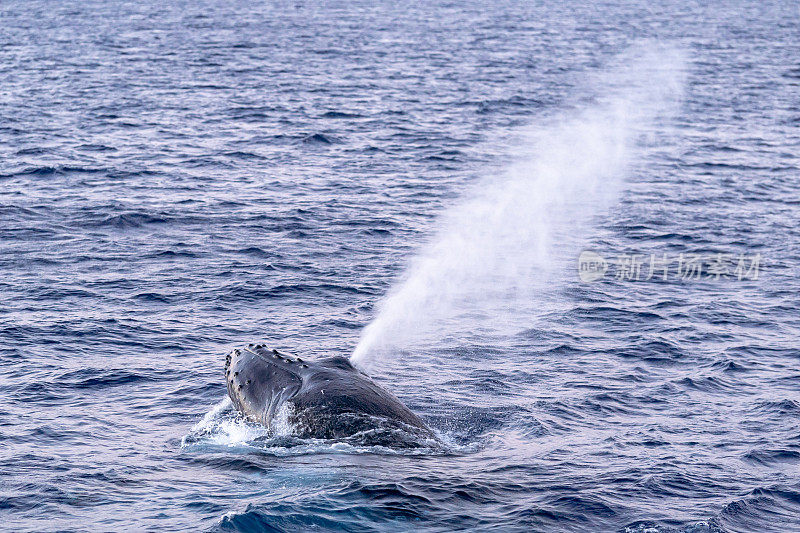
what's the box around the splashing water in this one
[352,44,687,365]
[180,398,269,448]
[181,397,452,456]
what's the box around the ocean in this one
[1,1,799,531]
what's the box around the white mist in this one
[352,44,687,366]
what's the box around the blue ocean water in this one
[2,0,800,531]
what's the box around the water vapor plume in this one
[352,44,687,366]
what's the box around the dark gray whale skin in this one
[225,344,435,440]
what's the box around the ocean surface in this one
[2,1,800,531]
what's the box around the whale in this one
[225,344,436,442]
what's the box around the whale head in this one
[225,344,306,426]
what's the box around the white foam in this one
[181,397,269,448]
[270,402,295,437]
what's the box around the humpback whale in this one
[225,344,435,442]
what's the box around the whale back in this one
[294,356,429,427]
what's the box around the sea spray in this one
[352,44,687,366]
